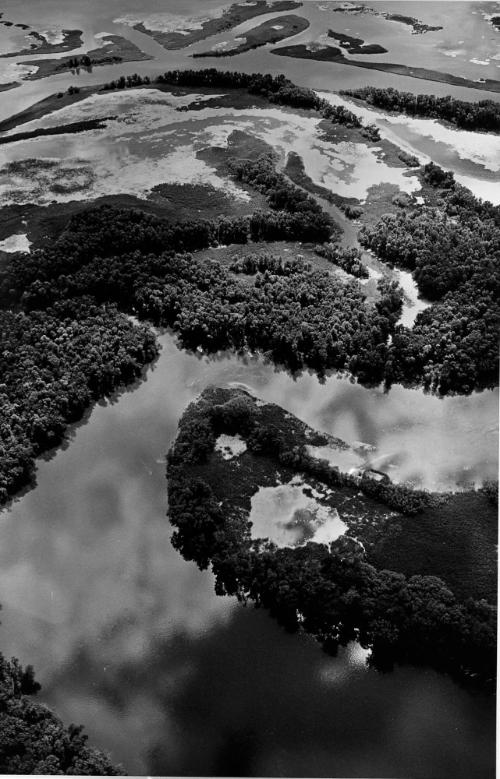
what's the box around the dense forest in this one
[166,388,496,689]
[0,194,402,506]
[341,86,500,132]
[359,168,500,394]
[0,653,120,774]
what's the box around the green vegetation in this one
[342,86,500,133]
[0,653,121,774]
[193,15,310,57]
[167,387,496,689]
[315,243,369,278]
[0,301,158,505]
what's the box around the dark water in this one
[0,334,496,776]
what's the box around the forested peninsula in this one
[167,387,497,689]
[0,653,120,773]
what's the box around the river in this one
[0,333,496,776]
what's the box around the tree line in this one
[166,388,496,689]
[341,86,500,132]
[359,164,500,394]
[100,67,363,127]
[0,652,121,773]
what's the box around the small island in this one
[122,0,302,50]
[0,28,83,58]
[193,14,309,57]
[327,29,387,54]
[167,386,496,687]
[19,35,153,81]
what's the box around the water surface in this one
[0,333,496,774]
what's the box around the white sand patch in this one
[115,7,227,34]
[415,195,424,204]
[94,32,114,46]
[40,28,66,45]
[440,48,467,58]
[397,269,431,328]
[271,24,284,29]
[0,62,38,82]
[365,266,382,280]
[454,174,500,205]
[470,57,490,65]
[250,479,348,548]
[215,434,248,460]
[0,233,31,252]
[306,443,362,471]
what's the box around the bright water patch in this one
[250,475,348,547]
[215,434,247,459]
[305,442,362,471]
[0,232,31,252]
[397,269,431,328]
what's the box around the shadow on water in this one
[43,605,496,778]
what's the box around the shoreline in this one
[271,44,500,94]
